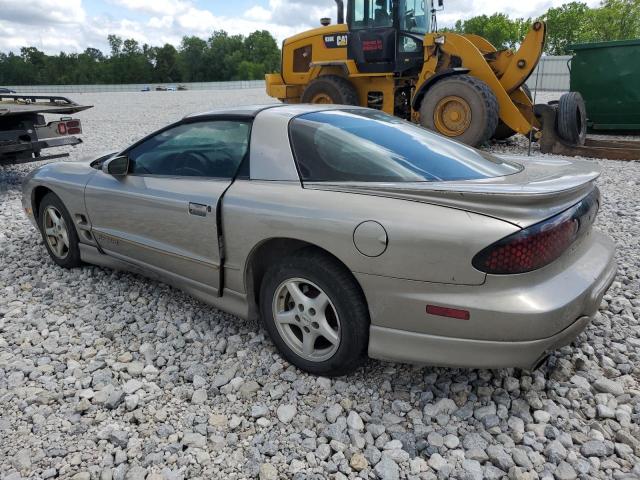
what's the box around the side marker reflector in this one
[426,304,470,320]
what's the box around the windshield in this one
[399,0,429,34]
[289,109,522,183]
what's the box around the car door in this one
[348,0,396,73]
[84,118,251,293]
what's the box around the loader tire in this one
[557,91,587,146]
[420,75,499,147]
[301,75,359,105]
[493,85,532,140]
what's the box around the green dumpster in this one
[569,39,640,131]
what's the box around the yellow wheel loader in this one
[265,0,591,150]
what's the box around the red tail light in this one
[56,120,81,135]
[473,189,599,274]
[66,120,81,135]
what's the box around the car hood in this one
[304,155,601,228]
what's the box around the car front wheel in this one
[260,250,369,376]
[38,192,82,268]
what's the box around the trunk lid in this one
[304,155,601,228]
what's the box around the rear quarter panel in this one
[222,180,519,292]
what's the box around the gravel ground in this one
[1,89,640,480]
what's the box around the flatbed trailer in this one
[0,94,92,165]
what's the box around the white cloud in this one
[147,16,175,29]
[0,0,303,54]
[0,0,605,55]
[110,0,191,16]
[438,0,601,24]
[244,6,273,21]
[267,0,335,28]
[175,7,219,31]
[0,0,86,25]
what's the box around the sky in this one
[0,0,601,54]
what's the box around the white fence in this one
[6,56,571,94]
[525,55,571,92]
[3,80,266,94]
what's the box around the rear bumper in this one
[363,230,616,368]
[0,136,81,155]
[369,315,592,369]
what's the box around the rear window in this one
[289,109,521,182]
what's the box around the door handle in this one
[188,202,210,217]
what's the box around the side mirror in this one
[102,155,129,176]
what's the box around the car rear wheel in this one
[259,250,369,376]
[38,192,81,268]
[420,75,499,147]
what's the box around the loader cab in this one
[347,0,429,74]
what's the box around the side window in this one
[127,120,250,178]
[351,0,392,28]
[373,0,392,27]
[352,0,365,26]
[399,0,429,34]
[289,110,521,182]
[399,35,421,53]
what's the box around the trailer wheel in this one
[420,75,499,147]
[301,75,359,105]
[493,85,532,140]
[557,91,587,146]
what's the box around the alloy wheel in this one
[43,206,70,259]
[272,277,341,362]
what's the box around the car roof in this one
[185,103,369,120]
[184,104,282,119]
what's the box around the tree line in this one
[0,30,281,86]
[0,0,638,85]
[449,0,640,54]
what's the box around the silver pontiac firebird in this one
[22,104,616,376]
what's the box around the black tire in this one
[419,75,499,147]
[493,84,532,140]
[557,91,587,145]
[38,192,82,268]
[259,249,369,376]
[301,75,360,105]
